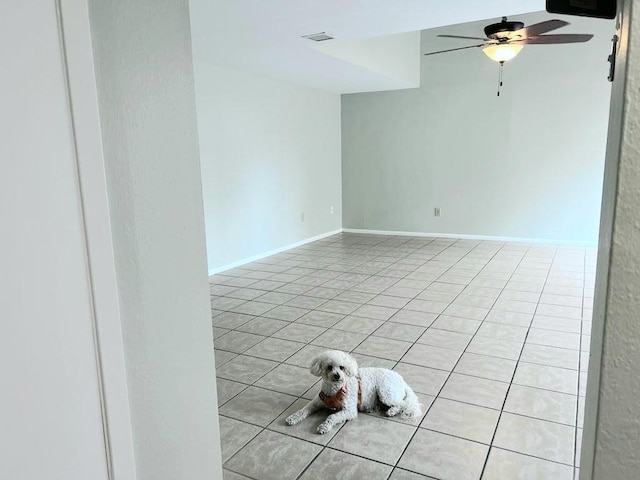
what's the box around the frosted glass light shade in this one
[482,44,524,62]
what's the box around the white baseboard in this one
[342,228,597,247]
[208,229,343,276]
[209,227,595,276]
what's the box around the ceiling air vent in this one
[302,32,334,42]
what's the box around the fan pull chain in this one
[497,61,504,96]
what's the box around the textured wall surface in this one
[193,62,342,273]
[342,12,613,244]
[87,1,222,478]
[589,1,640,478]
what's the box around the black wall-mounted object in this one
[608,34,619,82]
[546,0,617,19]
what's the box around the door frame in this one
[57,1,137,478]
[580,0,632,478]
[57,0,634,478]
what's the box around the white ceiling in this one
[189,0,545,93]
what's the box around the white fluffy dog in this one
[286,350,422,434]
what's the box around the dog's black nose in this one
[333,373,341,380]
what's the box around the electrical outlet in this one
[330,206,335,214]
[434,207,441,217]
[301,212,305,222]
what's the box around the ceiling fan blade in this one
[437,34,489,41]
[424,42,492,56]
[516,34,594,45]
[519,19,570,37]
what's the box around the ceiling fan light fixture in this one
[482,43,523,62]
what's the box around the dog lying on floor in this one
[285,350,422,434]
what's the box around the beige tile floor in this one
[210,233,594,480]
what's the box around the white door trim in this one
[581,1,632,478]
[56,1,137,478]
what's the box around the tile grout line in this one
[215,238,425,475]
[290,234,444,480]
[212,238,441,425]
[339,235,479,480]
[475,243,555,478]
[214,234,584,479]
[478,245,584,477]
[216,364,582,431]
[573,248,588,475]
[222,236,496,475]
[218,235,448,479]
[385,238,512,478]
[443,241,549,479]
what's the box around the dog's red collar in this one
[319,379,362,410]
[319,385,347,410]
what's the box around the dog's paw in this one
[387,406,401,417]
[286,412,302,426]
[317,421,332,435]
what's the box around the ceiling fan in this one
[426,17,594,60]
[425,17,594,94]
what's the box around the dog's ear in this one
[342,353,358,377]
[309,355,324,377]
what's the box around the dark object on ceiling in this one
[547,0,616,20]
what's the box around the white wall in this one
[342,12,613,244]
[314,31,421,90]
[193,62,343,273]
[1,1,109,478]
[87,1,223,479]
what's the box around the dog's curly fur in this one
[285,350,422,434]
